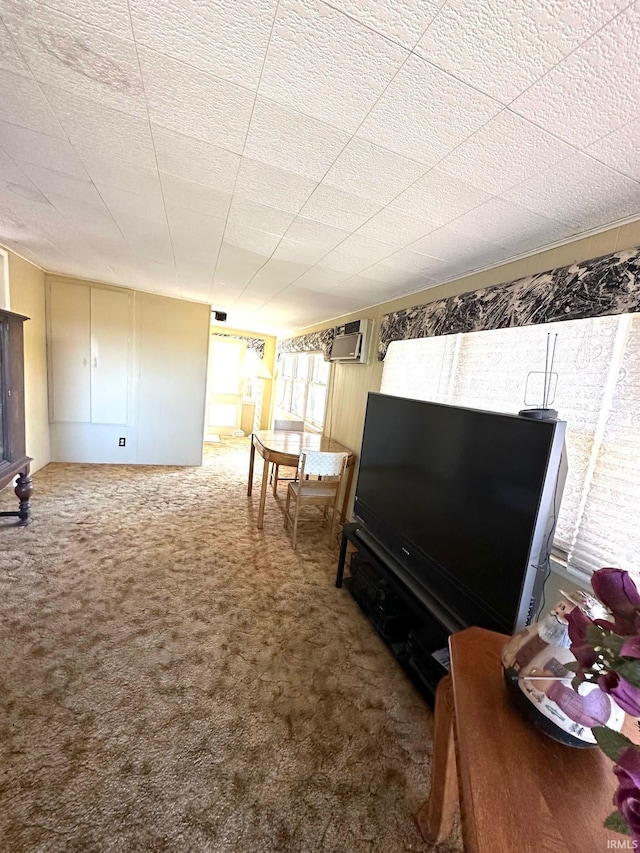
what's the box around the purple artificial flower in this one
[614,747,640,842]
[592,569,640,634]
[622,637,640,660]
[599,672,640,717]
[566,606,598,673]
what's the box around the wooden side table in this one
[417,627,630,852]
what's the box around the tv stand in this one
[336,523,466,704]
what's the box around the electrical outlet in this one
[118,437,126,447]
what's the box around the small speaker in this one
[213,310,227,322]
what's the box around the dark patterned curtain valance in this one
[212,333,265,360]
[378,245,640,360]
[277,328,335,361]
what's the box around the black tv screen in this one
[354,393,564,633]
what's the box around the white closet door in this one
[50,281,91,423]
[90,288,131,425]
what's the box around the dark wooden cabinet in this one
[0,308,32,526]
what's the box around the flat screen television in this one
[354,393,567,634]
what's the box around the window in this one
[276,352,330,429]
[380,313,640,584]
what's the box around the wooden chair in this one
[271,419,304,495]
[284,450,348,550]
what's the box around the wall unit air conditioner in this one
[328,319,372,364]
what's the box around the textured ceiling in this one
[0,0,639,333]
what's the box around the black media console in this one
[336,522,467,705]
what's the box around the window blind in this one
[380,313,640,582]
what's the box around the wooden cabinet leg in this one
[15,472,33,527]
[416,674,457,843]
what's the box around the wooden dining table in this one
[247,430,356,530]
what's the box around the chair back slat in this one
[298,450,347,479]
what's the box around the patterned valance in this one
[378,245,640,360]
[277,328,335,361]
[212,333,265,360]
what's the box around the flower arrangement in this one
[566,568,640,840]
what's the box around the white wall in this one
[7,251,50,473]
[136,292,209,465]
[48,278,210,466]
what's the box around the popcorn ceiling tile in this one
[82,156,162,195]
[34,0,133,38]
[586,118,640,182]
[99,186,168,234]
[502,152,640,232]
[123,233,175,265]
[152,126,241,192]
[167,207,226,251]
[328,0,445,49]
[274,216,349,265]
[341,275,411,300]
[0,19,30,75]
[385,247,454,276]
[224,226,280,261]
[0,70,65,136]
[449,198,575,250]
[227,198,294,238]
[259,0,407,133]
[323,138,426,205]
[510,4,640,147]
[2,1,146,116]
[389,167,492,228]
[18,162,100,204]
[177,262,218,292]
[357,54,502,166]
[414,0,630,103]
[0,121,86,177]
[357,261,426,291]
[295,265,350,290]
[213,243,268,288]
[161,174,232,220]
[0,148,42,197]
[268,286,363,318]
[409,220,500,261]
[173,242,220,271]
[356,207,437,246]
[273,236,343,266]
[437,110,576,196]
[244,258,311,292]
[300,185,381,231]
[129,0,277,90]
[233,158,317,214]
[139,48,254,151]
[322,233,399,275]
[283,217,349,252]
[245,98,351,183]
[43,86,157,170]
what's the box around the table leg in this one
[247,437,255,496]
[339,460,356,524]
[416,674,457,843]
[257,455,270,530]
[336,528,349,588]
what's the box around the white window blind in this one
[275,352,330,429]
[380,313,640,582]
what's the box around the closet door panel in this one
[50,282,91,423]
[90,288,131,425]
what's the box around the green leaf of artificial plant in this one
[593,726,636,762]
[604,809,632,836]
[616,660,640,689]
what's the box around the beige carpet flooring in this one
[0,438,461,853]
